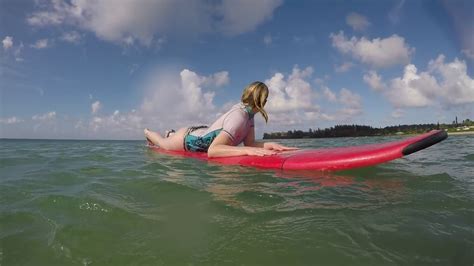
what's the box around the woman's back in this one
[190,103,254,146]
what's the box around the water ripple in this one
[1,137,473,265]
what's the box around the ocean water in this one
[0,135,473,266]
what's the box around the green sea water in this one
[1,135,473,266]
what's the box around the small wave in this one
[465,154,474,161]
[406,173,457,189]
[83,153,114,162]
[79,202,109,213]
[78,166,112,176]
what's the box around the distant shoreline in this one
[447,131,474,135]
[263,130,474,140]
[264,121,474,140]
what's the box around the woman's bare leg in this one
[144,128,187,151]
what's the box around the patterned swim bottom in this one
[184,126,222,152]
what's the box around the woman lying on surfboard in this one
[144,81,297,158]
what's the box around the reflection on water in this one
[146,148,410,213]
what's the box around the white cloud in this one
[321,87,363,120]
[1,65,366,139]
[91,101,102,114]
[60,31,82,44]
[339,88,362,109]
[263,34,272,46]
[0,116,23,124]
[372,55,474,108]
[265,66,317,114]
[140,68,229,130]
[180,69,217,111]
[427,55,474,105]
[67,108,143,139]
[462,49,474,60]
[389,0,405,25]
[264,66,363,128]
[2,36,13,49]
[205,71,230,87]
[154,37,167,50]
[27,0,282,46]
[2,108,145,140]
[335,62,354,73]
[216,0,283,36]
[32,111,56,121]
[129,64,139,75]
[31,39,51,49]
[14,42,24,61]
[292,35,317,47]
[1,36,23,61]
[391,109,405,118]
[346,12,370,31]
[138,65,361,136]
[321,86,337,102]
[314,75,330,86]
[387,64,440,108]
[330,31,414,68]
[363,70,386,91]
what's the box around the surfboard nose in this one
[401,130,448,156]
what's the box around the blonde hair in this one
[241,81,269,123]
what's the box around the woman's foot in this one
[165,129,176,138]
[144,128,154,146]
[144,128,151,136]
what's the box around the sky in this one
[0,0,473,140]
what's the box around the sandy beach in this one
[448,131,474,136]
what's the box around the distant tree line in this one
[263,119,474,139]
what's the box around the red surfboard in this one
[148,130,447,171]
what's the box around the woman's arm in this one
[243,127,263,147]
[207,131,277,158]
[243,127,299,151]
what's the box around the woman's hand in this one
[263,142,299,152]
[246,147,278,156]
